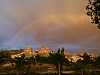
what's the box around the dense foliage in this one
[86,0,100,29]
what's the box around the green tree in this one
[76,52,93,75]
[95,56,100,68]
[35,54,40,64]
[0,51,11,59]
[24,56,37,74]
[15,54,25,75]
[49,48,65,75]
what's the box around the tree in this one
[0,51,11,59]
[76,52,93,75]
[94,56,100,68]
[86,0,100,29]
[15,54,25,75]
[0,51,11,64]
[35,54,40,64]
[24,56,37,74]
[49,48,65,75]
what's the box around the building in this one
[11,48,33,58]
[64,50,96,62]
[21,48,33,57]
[34,47,52,56]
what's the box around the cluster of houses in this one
[10,47,52,58]
[7,47,96,62]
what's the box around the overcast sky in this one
[0,0,100,50]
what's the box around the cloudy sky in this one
[0,0,100,50]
